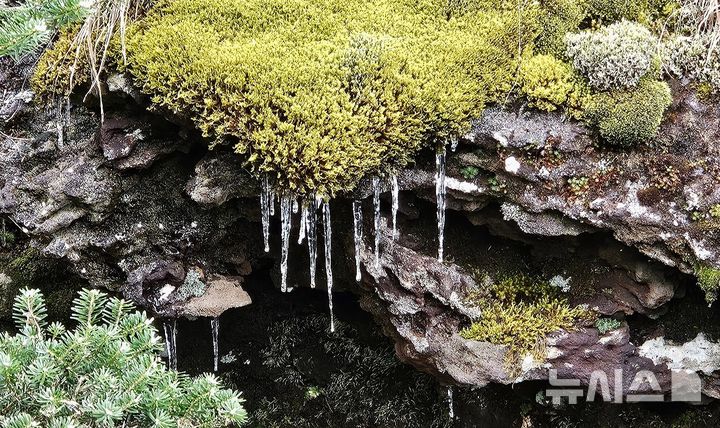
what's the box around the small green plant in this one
[709,204,720,218]
[177,268,207,300]
[567,176,590,196]
[695,264,720,304]
[0,288,247,426]
[488,175,507,192]
[595,317,622,334]
[461,274,591,372]
[305,386,321,400]
[460,166,480,180]
[584,78,672,147]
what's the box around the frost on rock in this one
[391,175,399,240]
[353,200,363,282]
[504,156,520,174]
[163,319,178,370]
[260,175,271,252]
[436,145,447,262]
[373,176,382,269]
[638,333,720,375]
[211,316,219,372]
[280,195,292,293]
[323,200,335,332]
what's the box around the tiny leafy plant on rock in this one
[595,317,622,334]
[460,166,480,180]
[0,288,247,427]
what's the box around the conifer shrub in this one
[0,288,247,427]
[115,0,540,196]
[565,20,658,90]
[584,78,672,147]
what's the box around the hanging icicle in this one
[292,198,299,214]
[390,175,399,240]
[436,145,447,262]
[352,200,363,282]
[373,177,381,270]
[307,194,319,288]
[261,175,271,252]
[269,188,276,216]
[280,195,292,293]
[447,387,454,419]
[298,201,308,244]
[323,200,335,332]
[450,135,459,152]
[163,319,178,370]
[211,317,219,372]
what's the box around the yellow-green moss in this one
[694,264,720,305]
[584,78,672,147]
[460,274,591,371]
[534,0,588,57]
[116,0,543,196]
[518,53,589,117]
[31,27,89,101]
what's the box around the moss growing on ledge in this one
[584,78,672,147]
[694,264,720,305]
[118,0,542,196]
[461,274,591,370]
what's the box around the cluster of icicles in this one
[163,142,454,373]
[261,142,452,332]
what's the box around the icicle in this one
[163,320,177,370]
[269,188,276,216]
[261,175,271,252]
[298,202,308,244]
[450,135,459,152]
[373,177,381,270]
[307,194,318,288]
[436,145,447,262]
[447,387,454,419]
[211,317,219,372]
[292,198,299,213]
[390,175,399,240]
[280,195,292,293]
[323,200,335,332]
[352,200,363,282]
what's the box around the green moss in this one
[115,0,543,196]
[461,274,591,371]
[518,53,589,116]
[460,166,479,180]
[586,0,669,24]
[595,317,621,334]
[30,27,89,101]
[534,0,587,57]
[584,78,672,147]
[694,264,720,305]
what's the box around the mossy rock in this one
[114,0,543,196]
[584,78,672,147]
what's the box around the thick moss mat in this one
[120,0,538,196]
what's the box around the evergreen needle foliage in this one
[0,0,91,61]
[0,288,247,427]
